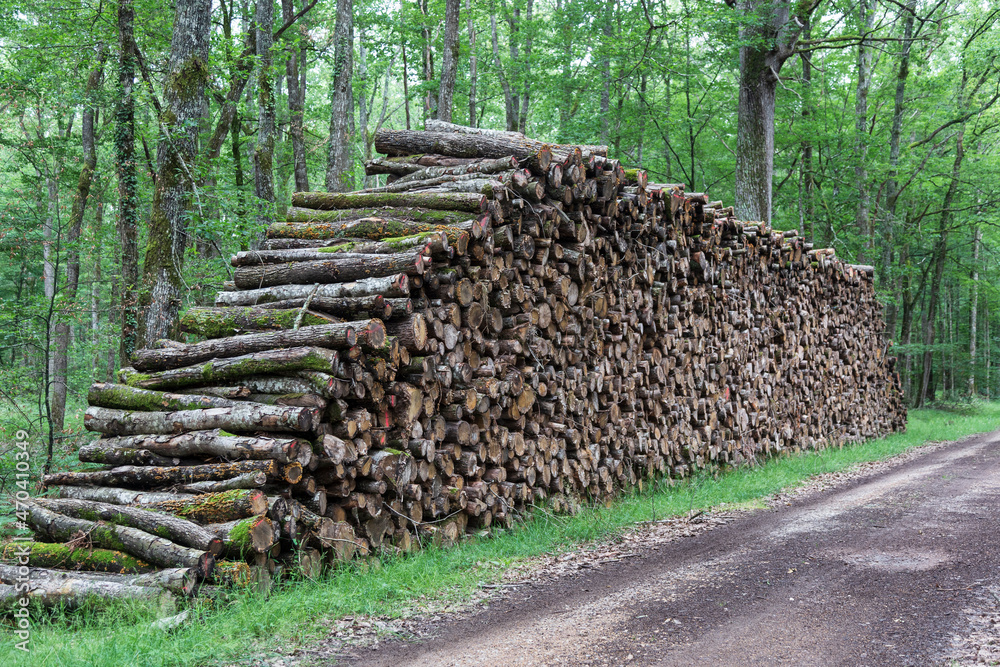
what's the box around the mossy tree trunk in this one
[254,0,276,228]
[138,0,211,347]
[325,0,354,192]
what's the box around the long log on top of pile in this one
[26,120,904,600]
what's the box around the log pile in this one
[8,121,905,606]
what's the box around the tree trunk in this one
[489,4,516,131]
[138,0,211,346]
[969,225,981,395]
[89,382,244,410]
[518,0,533,133]
[51,51,106,431]
[437,0,461,122]
[179,306,339,337]
[854,0,874,260]
[282,0,309,192]
[0,570,173,609]
[467,0,477,127]
[254,0,276,228]
[918,130,964,407]
[59,487,268,524]
[115,0,140,365]
[208,516,275,558]
[325,0,354,192]
[733,0,804,223]
[882,0,916,337]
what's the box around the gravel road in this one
[343,430,1000,667]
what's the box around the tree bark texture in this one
[437,0,461,122]
[138,0,211,346]
[254,0,276,227]
[325,0,354,192]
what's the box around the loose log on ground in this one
[0,574,171,610]
[0,564,198,596]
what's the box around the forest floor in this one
[318,430,1000,667]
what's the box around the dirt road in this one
[345,431,1000,667]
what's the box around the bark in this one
[52,50,106,431]
[83,403,317,435]
[81,430,305,464]
[969,225,981,395]
[518,0,533,133]
[3,565,197,597]
[733,0,806,223]
[25,503,214,577]
[259,295,392,320]
[33,498,223,555]
[43,460,302,489]
[246,232,448,261]
[116,0,140,364]
[89,382,243,410]
[269,220,474,248]
[177,472,268,493]
[0,572,172,610]
[467,0,477,126]
[854,0,874,260]
[132,321,367,371]
[294,188,489,212]
[489,3,516,131]
[254,0,276,228]
[284,204,480,226]
[325,0,355,192]
[214,275,410,306]
[179,306,339,337]
[1,541,154,574]
[918,129,964,407]
[119,346,340,390]
[144,489,269,523]
[282,0,309,191]
[437,0,461,122]
[233,249,427,289]
[138,0,211,346]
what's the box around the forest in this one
[0,0,998,465]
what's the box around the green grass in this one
[2,402,999,667]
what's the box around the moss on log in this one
[180,306,338,338]
[0,541,154,574]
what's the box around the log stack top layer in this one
[11,120,905,606]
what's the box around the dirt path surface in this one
[341,431,1000,667]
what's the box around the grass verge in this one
[2,402,998,666]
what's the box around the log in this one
[235,232,448,264]
[31,498,222,555]
[83,403,317,435]
[177,472,268,493]
[0,573,172,610]
[214,275,411,307]
[76,445,186,467]
[282,205,477,225]
[291,190,488,212]
[374,129,554,173]
[208,516,275,558]
[0,564,197,596]
[266,218,475,247]
[25,503,214,577]
[88,383,241,411]
[0,541,154,574]
[132,322,366,372]
[180,306,338,337]
[254,295,389,320]
[386,313,428,352]
[233,249,427,289]
[80,429,309,463]
[43,460,302,489]
[119,346,340,390]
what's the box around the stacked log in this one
[11,121,905,606]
